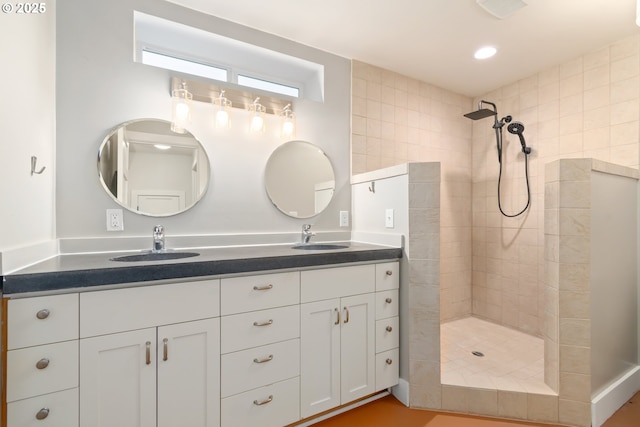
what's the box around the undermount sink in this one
[291,244,349,250]
[110,251,200,262]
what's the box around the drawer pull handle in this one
[145,341,151,365]
[163,338,169,361]
[385,297,393,304]
[386,326,393,332]
[253,354,274,364]
[386,270,393,276]
[334,308,340,325]
[253,319,274,327]
[343,307,350,324]
[253,284,273,291]
[35,358,50,369]
[253,395,273,406]
[35,408,50,420]
[386,358,393,365]
[36,309,50,320]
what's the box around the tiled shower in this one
[352,34,640,427]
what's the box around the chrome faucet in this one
[301,224,315,244]
[152,225,165,252]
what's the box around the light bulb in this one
[282,118,295,137]
[174,102,190,121]
[216,109,229,128]
[251,114,264,133]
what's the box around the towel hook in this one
[31,156,46,175]
[368,181,375,193]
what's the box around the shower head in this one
[464,108,497,120]
[507,121,531,154]
[464,99,498,120]
[507,121,524,135]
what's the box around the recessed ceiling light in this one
[474,46,497,59]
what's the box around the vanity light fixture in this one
[280,104,296,138]
[249,97,266,133]
[169,77,295,135]
[170,81,192,134]
[213,90,232,129]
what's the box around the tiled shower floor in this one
[441,317,556,395]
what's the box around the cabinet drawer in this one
[375,348,399,391]
[375,317,399,353]
[221,305,299,354]
[301,264,375,303]
[80,279,220,338]
[221,339,299,398]
[221,271,299,315]
[221,377,300,427]
[8,293,79,350]
[7,340,79,402]
[7,388,78,427]
[376,289,399,319]
[375,262,399,291]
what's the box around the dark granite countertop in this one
[1,242,402,295]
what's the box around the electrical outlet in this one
[106,209,124,231]
[385,209,394,228]
[339,210,349,227]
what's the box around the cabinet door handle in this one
[35,408,50,420]
[386,358,393,365]
[385,297,393,304]
[36,309,50,320]
[386,270,393,276]
[343,307,350,324]
[35,358,50,370]
[253,354,274,364]
[386,326,393,332]
[163,338,169,361]
[253,395,273,406]
[145,341,151,365]
[334,308,340,325]
[253,319,274,327]
[253,284,273,291]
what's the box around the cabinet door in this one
[300,299,340,418]
[80,328,157,427]
[340,293,375,403]
[157,318,220,427]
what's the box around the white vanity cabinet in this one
[374,262,400,390]
[219,272,301,427]
[3,256,400,427]
[300,265,377,418]
[78,280,220,427]
[5,293,80,427]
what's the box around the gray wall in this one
[591,171,638,396]
[56,0,351,240]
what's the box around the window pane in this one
[237,75,299,98]
[142,50,228,81]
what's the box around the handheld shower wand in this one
[507,121,531,154]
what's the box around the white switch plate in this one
[385,209,394,228]
[106,209,124,231]
[339,210,349,227]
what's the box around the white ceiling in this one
[167,0,639,97]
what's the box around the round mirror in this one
[265,140,335,218]
[97,119,210,216]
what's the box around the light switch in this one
[339,210,349,227]
[385,209,394,228]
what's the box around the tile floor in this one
[311,392,640,427]
[311,394,566,427]
[440,317,555,395]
